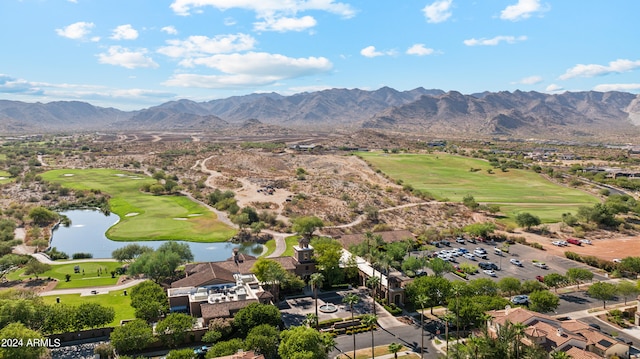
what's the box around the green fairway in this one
[41,169,236,242]
[41,289,134,327]
[6,261,122,289]
[358,152,600,223]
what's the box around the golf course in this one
[41,169,236,242]
[358,152,600,223]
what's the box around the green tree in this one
[244,324,280,359]
[0,322,48,359]
[111,244,153,262]
[521,279,547,294]
[515,212,541,230]
[468,278,498,296]
[202,330,222,344]
[279,326,332,359]
[498,277,521,297]
[110,319,154,354]
[528,290,560,313]
[129,242,192,283]
[311,237,344,287]
[129,280,169,321]
[292,216,324,239]
[406,276,452,314]
[463,222,496,238]
[23,260,51,279]
[28,206,58,226]
[543,273,568,293]
[233,303,281,337]
[428,257,453,277]
[388,342,403,359]
[155,313,196,348]
[616,280,639,305]
[309,273,324,328]
[566,268,593,290]
[206,338,244,358]
[251,258,288,300]
[74,302,115,330]
[167,348,196,359]
[462,194,479,210]
[619,257,640,276]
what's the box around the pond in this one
[49,209,263,262]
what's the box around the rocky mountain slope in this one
[1,88,639,139]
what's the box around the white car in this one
[613,258,622,263]
[483,270,497,277]
[511,295,529,305]
[533,262,548,269]
[510,259,523,267]
[580,239,592,245]
[463,253,476,260]
[552,241,564,246]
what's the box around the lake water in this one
[49,209,263,262]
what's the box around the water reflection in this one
[49,210,262,262]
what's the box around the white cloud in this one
[55,21,95,40]
[254,16,317,32]
[463,35,527,46]
[559,59,640,80]
[406,44,435,56]
[170,0,356,18]
[157,33,256,58]
[163,52,332,88]
[161,26,178,35]
[545,84,563,92]
[423,0,453,23]
[97,46,159,69]
[361,46,383,58]
[593,83,640,92]
[500,0,548,21]
[0,74,43,95]
[517,75,543,85]
[110,24,139,40]
[224,17,237,26]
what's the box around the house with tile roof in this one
[486,307,630,358]
[168,245,316,325]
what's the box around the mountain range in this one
[2,88,640,140]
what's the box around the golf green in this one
[41,169,236,242]
[7,261,122,289]
[358,152,600,223]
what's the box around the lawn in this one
[261,235,305,257]
[41,289,134,327]
[40,169,236,242]
[6,261,123,289]
[358,152,600,223]
[0,170,13,185]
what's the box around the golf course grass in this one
[358,152,600,223]
[41,289,134,327]
[41,169,236,242]
[6,261,122,289]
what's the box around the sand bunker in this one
[63,174,75,177]
[125,213,139,217]
[173,218,188,221]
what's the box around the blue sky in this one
[1,0,639,110]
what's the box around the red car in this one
[567,238,582,246]
[536,275,545,283]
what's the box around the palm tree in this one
[366,275,380,316]
[309,272,324,329]
[376,254,390,304]
[443,312,456,358]
[303,313,318,328]
[361,314,378,359]
[415,294,430,359]
[512,322,527,359]
[343,293,361,359]
[465,336,484,359]
[388,343,403,359]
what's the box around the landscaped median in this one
[40,168,236,242]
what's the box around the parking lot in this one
[430,239,608,283]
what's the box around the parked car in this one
[466,238,476,244]
[613,258,622,263]
[567,238,582,246]
[536,275,545,282]
[479,262,498,270]
[533,262,548,269]
[552,241,564,246]
[510,259,523,267]
[483,270,497,277]
[580,239,592,245]
[511,295,529,305]
[456,237,465,244]
[462,253,476,260]
[441,240,451,247]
